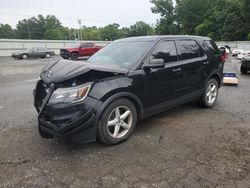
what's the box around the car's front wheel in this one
[22,54,28,59]
[46,53,51,58]
[71,52,79,60]
[199,78,219,108]
[97,98,137,145]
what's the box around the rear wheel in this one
[71,52,79,60]
[97,98,137,145]
[199,78,218,108]
[241,66,247,74]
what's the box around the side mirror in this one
[143,59,165,70]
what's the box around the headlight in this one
[48,84,91,105]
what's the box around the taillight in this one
[220,54,226,62]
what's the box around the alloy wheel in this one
[107,106,133,139]
[206,83,217,104]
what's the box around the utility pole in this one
[77,19,82,41]
[74,28,76,40]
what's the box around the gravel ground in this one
[0,56,249,188]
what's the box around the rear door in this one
[38,47,46,57]
[143,40,187,108]
[86,43,96,56]
[79,43,88,56]
[176,39,207,93]
[28,48,39,58]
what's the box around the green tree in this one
[16,15,62,39]
[175,0,210,34]
[241,0,250,29]
[82,26,101,40]
[99,23,122,41]
[44,29,63,40]
[247,32,250,40]
[128,21,154,36]
[195,0,247,41]
[0,24,15,38]
[150,0,180,34]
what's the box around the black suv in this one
[34,36,224,145]
[241,56,250,74]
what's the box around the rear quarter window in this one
[203,40,220,54]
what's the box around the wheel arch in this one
[94,92,144,127]
[207,73,222,88]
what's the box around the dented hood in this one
[40,59,128,84]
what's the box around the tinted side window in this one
[178,40,200,60]
[203,40,220,54]
[87,43,94,47]
[80,43,88,48]
[150,41,178,63]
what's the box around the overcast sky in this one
[0,0,160,28]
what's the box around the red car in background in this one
[60,42,103,60]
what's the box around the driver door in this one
[143,40,188,109]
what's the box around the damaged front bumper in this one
[34,80,101,144]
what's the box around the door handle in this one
[172,68,182,72]
[203,61,210,65]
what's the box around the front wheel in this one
[46,53,51,58]
[22,54,28,59]
[71,52,79,60]
[199,78,219,108]
[97,98,137,145]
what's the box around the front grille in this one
[35,80,50,112]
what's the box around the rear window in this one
[178,40,201,60]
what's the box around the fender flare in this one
[205,71,223,88]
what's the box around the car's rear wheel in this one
[199,78,218,108]
[46,53,51,58]
[22,54,28,59]
[241,66,247,74]
[71,52,79,60]
[97,98,137,145]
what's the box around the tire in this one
[62,56,69,59]
[46,53,51,58]
[39,127,53,139]
[22,54,28,59]
[97,98,137,145]
[199,78,219,108]
[241,66,247,74]
[71,52,79,60]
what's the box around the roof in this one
[115,35,211,42]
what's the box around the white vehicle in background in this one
[238,50,250,60]
[232,49,244,57]
[234,45,250,60]
[218,46,230,54]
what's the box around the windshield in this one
[87,41,153,69]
